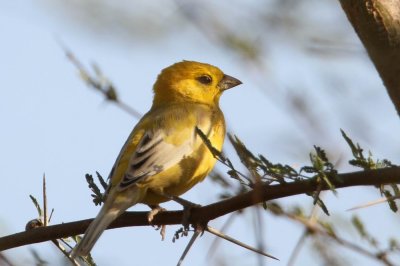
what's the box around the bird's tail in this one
[71,203,122,258]
[71,189,142,258]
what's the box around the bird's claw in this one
[182,203,202,230]
[147,205,167,240]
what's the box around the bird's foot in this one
[166,196,202,229]
[148,205,167,240]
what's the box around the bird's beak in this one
[218,74,242,91]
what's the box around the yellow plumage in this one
[71,61,241,257]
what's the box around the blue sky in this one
[1,1,399,265]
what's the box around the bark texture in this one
[340,0,400,115]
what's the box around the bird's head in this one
[152,61,241,106]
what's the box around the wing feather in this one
[119,129,194,189]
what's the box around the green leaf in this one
[314,145,329,163]
[319,221,336,237]
[105,85,118,101]
[195,127,224,161]
[300,166,316,174]
[391,184,400,196]
[262,201,268,210]
[315,197,330,216]
[351,215,378,247]
[389,238,399,251]
[351,215,366,237]
[383,190,398,212]
[341,129,361,158]
[228,134,260,179]
[307,191,330,216]
[320,173,337,194]
[96,171,108,190]
[265,202,284,215]
[209,171,232,188]
[29,195,42,217]
[227,169,240,181]
[85,173,105,206]
[258,155,294,183]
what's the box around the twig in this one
[287,193,323,266]
[58,40,142,119]
[286,232,308,266]
[0,253,15,266]
[272,205,395,266]
[30,175,82,265]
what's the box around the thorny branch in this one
[0,167,399,252]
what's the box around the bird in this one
[71,60,242,257]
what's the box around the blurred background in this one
[1,0,399,265]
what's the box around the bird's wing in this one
[117,128,195,190]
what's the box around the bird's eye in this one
[197,75,212,85]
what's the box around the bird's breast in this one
[140,106,226,205]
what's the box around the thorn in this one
[42,173,47,227]
[206,226,279,260]
[177,227,201,266]
[346,196,399,211]
[206,213,237,259]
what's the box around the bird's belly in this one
[139,142,220,206]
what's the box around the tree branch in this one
[0,167,399,251]
[339,0,400,116]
